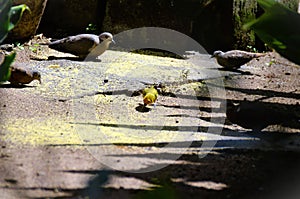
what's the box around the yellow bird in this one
[142,86,158,106]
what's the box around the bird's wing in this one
[49,34,99,56]
[219,51,256,68]
[216,54,251,68]
[226,50,264,58]
[142,87,158,97]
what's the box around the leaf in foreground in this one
[244,0,300,65]
[8,4,30,31]
[0,0,12,43]
[0,52,16,82]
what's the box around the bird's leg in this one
[153,102,157,109]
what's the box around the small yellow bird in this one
[142,86,158,106]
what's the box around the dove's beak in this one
[112,39,116,44]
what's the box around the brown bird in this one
[48,32,115,59]
[225,100,284,132]
[9,63,41,85]
[211,50,265,69]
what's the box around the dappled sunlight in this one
[171,178,228,190]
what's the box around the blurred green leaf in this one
[0,0,12,43]
[0,0,28,83]
[0,52,16,82]
[244,0,300,65]
[256,0,276,10]
[0,0,30,43]
[8,4,30,31]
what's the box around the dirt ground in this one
[0,35,300,199]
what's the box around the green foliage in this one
[246,45,258,53]
[0,0,30,42]
[0,0,12,43]
[244,0,300,65]
[15,42,24,50]
[86,23,97,33]
[0,0,30,83]
[8,4,30,31]
[0,52,15,82]
[29,43,40,53]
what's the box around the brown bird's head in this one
[99,32,115,44]
[32,71,41,84]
